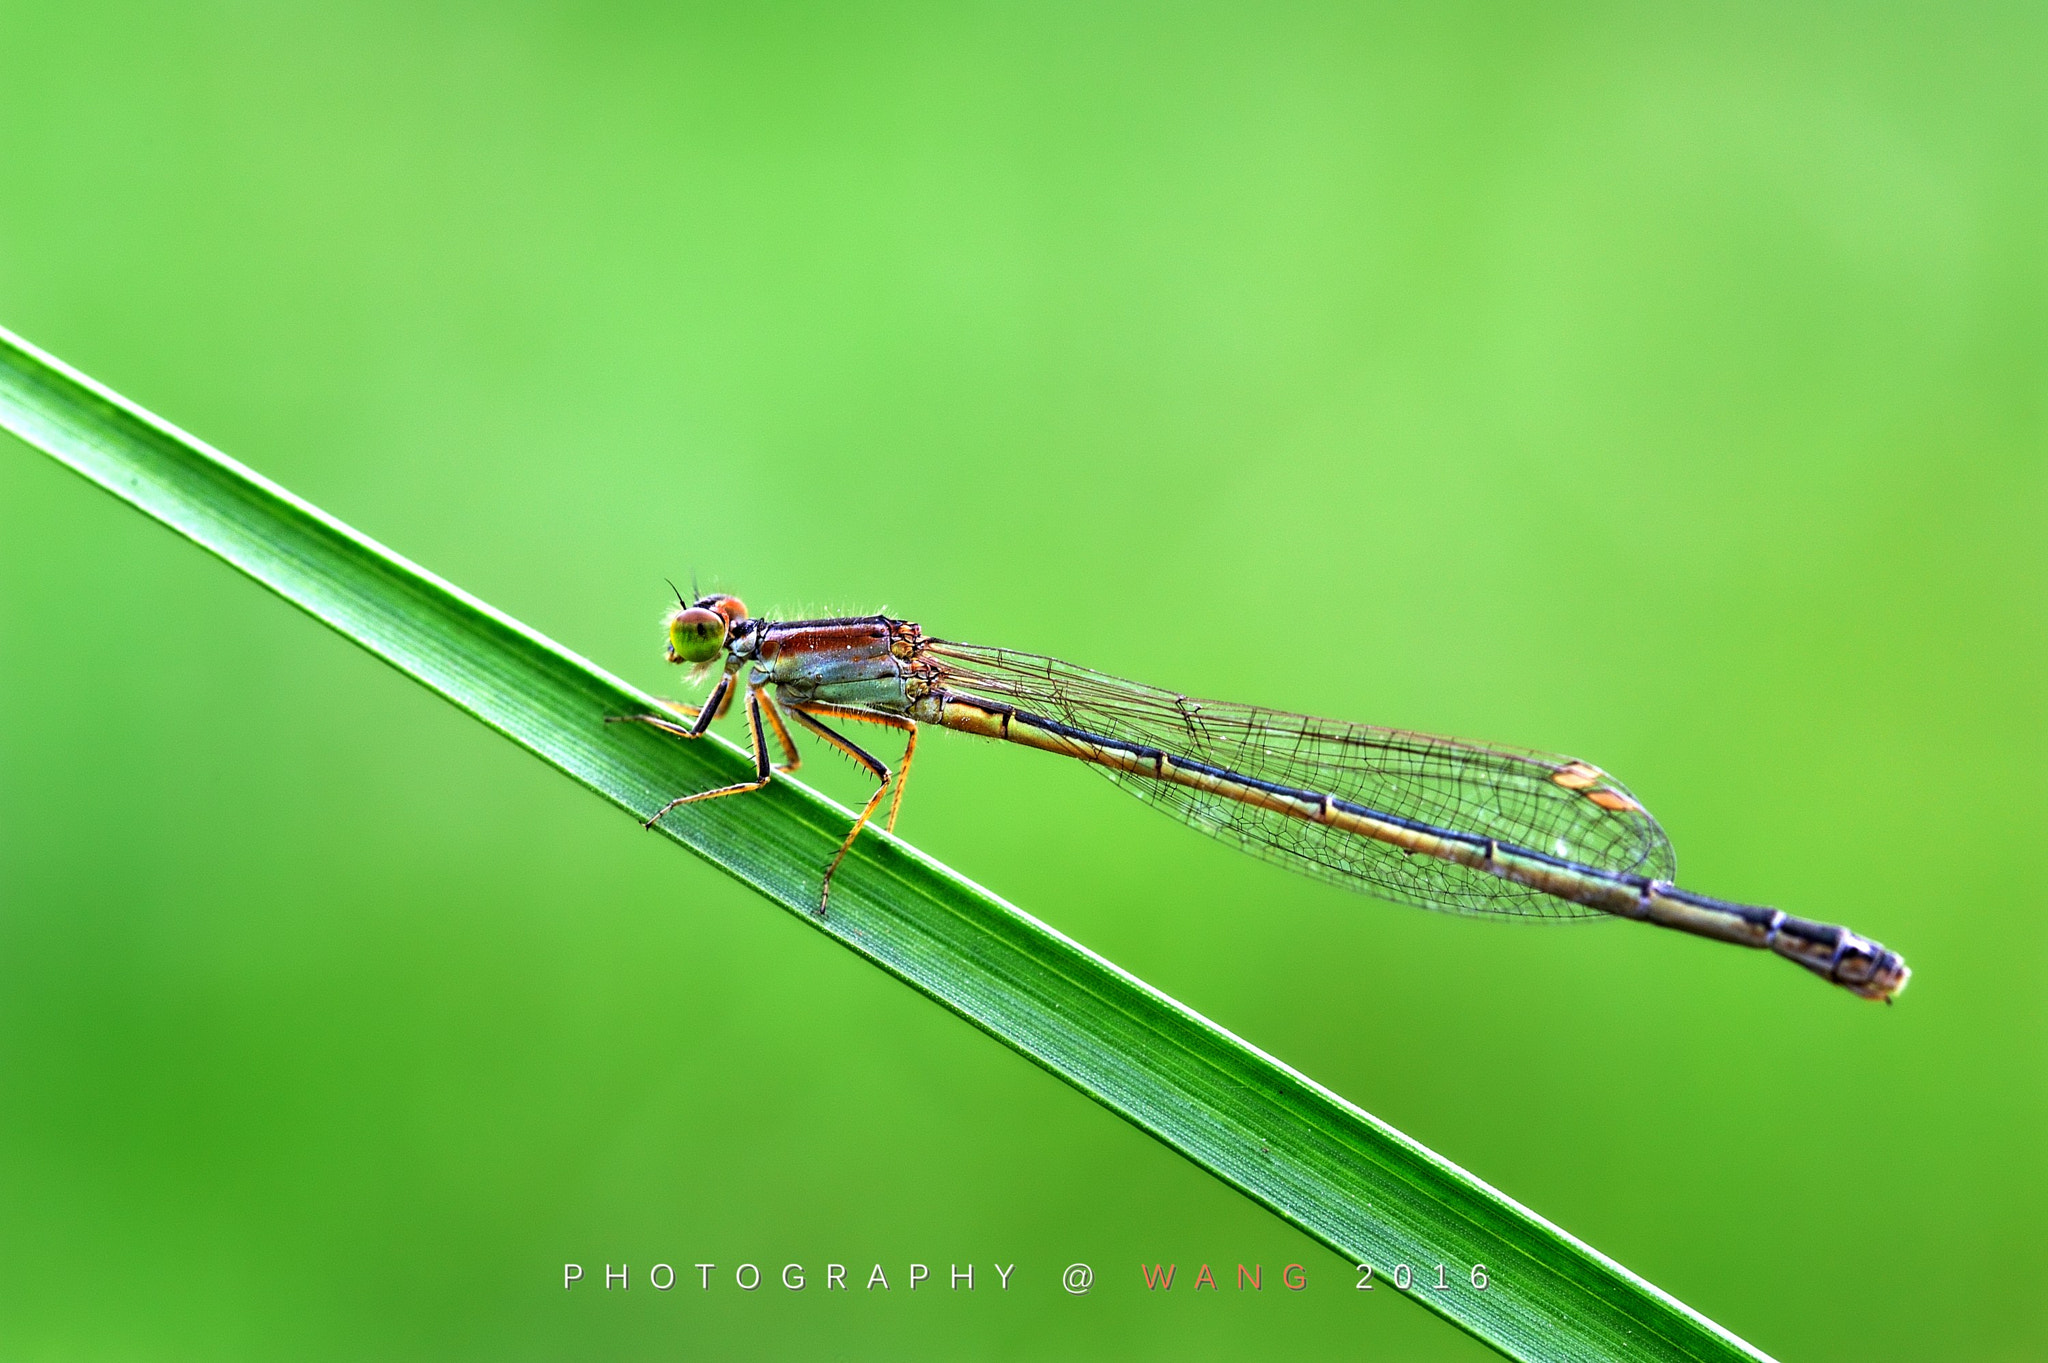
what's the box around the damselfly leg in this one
[609,681,776,826]
[614,681,918,915]
[785,705,917,914]
[794,703,918,833]
[754,688,803,773]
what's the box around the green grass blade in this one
[0,322,1770,1363]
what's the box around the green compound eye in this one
[667,606,727,663]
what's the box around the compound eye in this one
[667,607,727,664]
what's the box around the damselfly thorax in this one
[609,592,1910,1003]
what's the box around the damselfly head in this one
[663,593,749,666]
[666,606,728,665]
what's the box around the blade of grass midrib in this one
[0,322,1770,1363]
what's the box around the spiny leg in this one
[794,702,917,833]
[786,707,896,916]
[603,668,736,743]
[711,669,742,721]
[754,687,804,773]
[885,721,915,832]
[605,711,696,740]
[638,683,775,827]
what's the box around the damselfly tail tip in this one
[1847,946,1911,1003]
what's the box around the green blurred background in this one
[1,3,2041,1358]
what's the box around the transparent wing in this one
[925,641,1674,919]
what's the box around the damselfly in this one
[610,592,1909,1002]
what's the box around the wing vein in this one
[926,640,1674,919]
